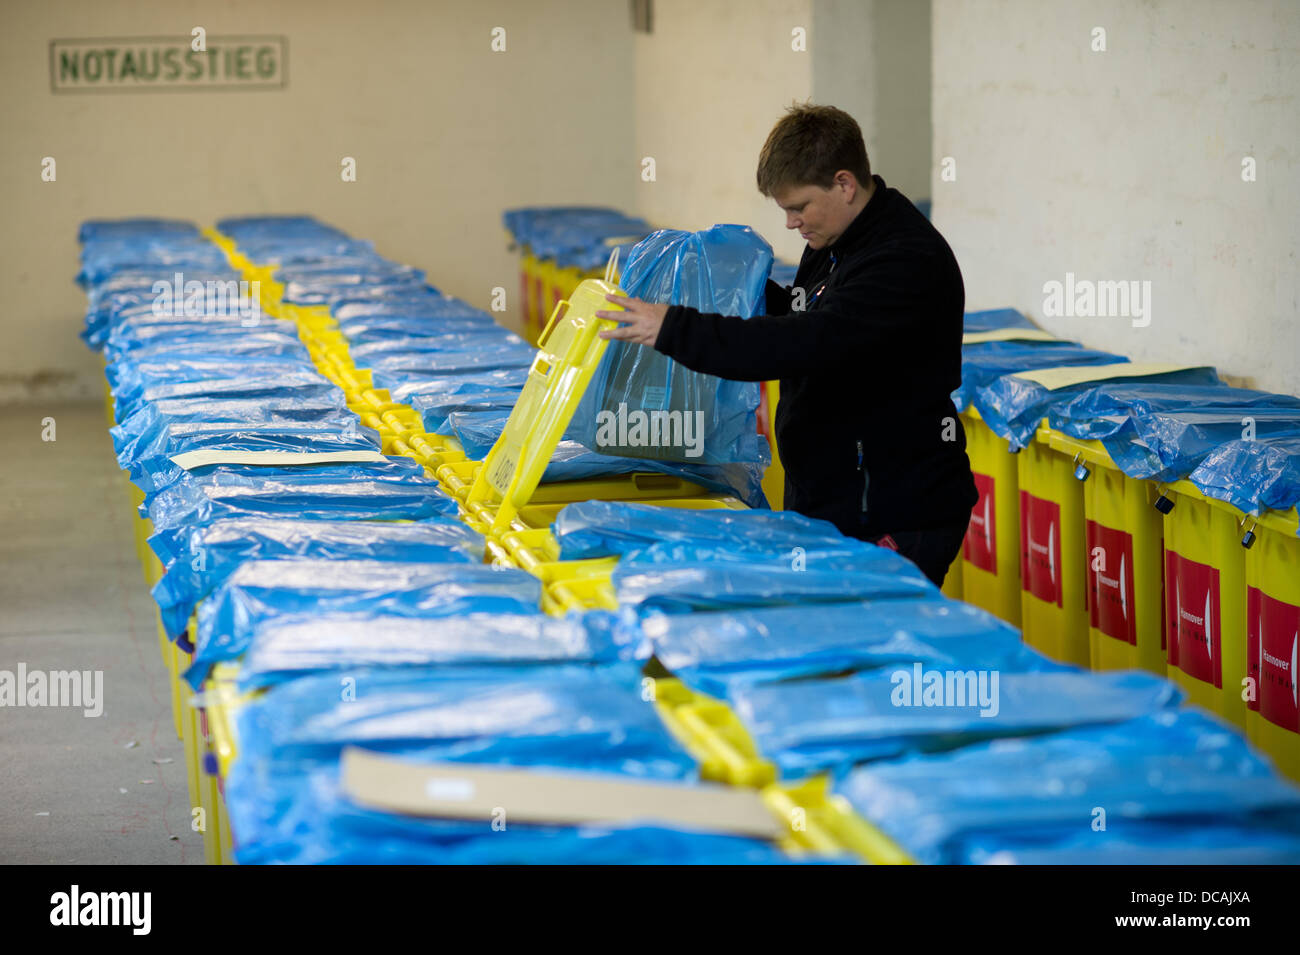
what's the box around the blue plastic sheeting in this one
[961,816,1300,865]
[78,241,230,289]
[235,609,635,689]
[1047,381,1300,439]
[1190,435,1300,515]
[349,329,527,361]
[611,554,934,614]
[106,356,322,406]
[222,663,719,862]
[105,320,299,355]
[731,669,1181,775]
[231,663,690,777]
[189,560,543,679]
[1099,407,1300,482]
[341,317,497,345]
[139,456,430,507]
[332,295,484,322]
[569,225,770,470]
[79,218,199,242]
[447,409,768,507]
[113,372,340,423]
[112,399,355,460]
[115,396,350,446]
[118,421,385,494]
[1042,382,1300,481]
[972,366,1222,450]
[106,332,309,364]
[952,341,1127,413]
[836,709,1300,865]
[962,308,1037,333]
[556,500,897,564]
[410,385,523,435]
[502,206,651,252]
[147,476,458,561]
[370,366,528,405]
[234,808,799,864]
[621,598,1068,699]
[367,341,536,377]
[152,517,485,638]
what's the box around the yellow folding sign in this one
[465,278,624,534]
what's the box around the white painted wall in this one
[932,0,1300,394]
[631,0,933,263]
[1,0,635,402]
[630,0,815,264]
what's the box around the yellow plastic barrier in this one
[652,677,777,787]
[1244,507,1300,782]
[959,408,1022,625]
[1160,480,1249,727]
[1016,424,1090,667]
[1048,432,1167,674]
[761,777,914,864]
[758,379,785,511]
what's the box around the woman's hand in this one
[596,294,669,346]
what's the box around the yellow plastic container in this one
[652,677,776,787]
[1016,424,1090,667]
[759,379,785,511]
[959,408,1022,626]
[1048,432,1167,674]
[1244,507,1300,782]
[761,777,913,864]
[1160,480,1249,727]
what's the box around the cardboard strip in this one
[340,747,784,839]
[961,327,1059,345]
[1011,362,1213,392]
[169,449,390,470]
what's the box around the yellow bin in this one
[959,408,1022,626]
[1049,432,1168,674]
[1160,480,1249,727]
[1016,424,1090,667]
[1244,506,1300,782]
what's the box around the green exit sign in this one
[50,35,287,93]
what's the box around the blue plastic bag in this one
[836,709,1300,864]
[973,366,1222,450]
[151,517,485,638]
[622,597,1067,698]
[611,552,933,613]
[236,609,635,689]
[731,669,1181,775]
[189,560,544,680]
[1190,435,1300,515]
[568,225,771,469]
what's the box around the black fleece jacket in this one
[652,174,978,540]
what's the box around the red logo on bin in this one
[1254,588,1300,733]
[1020,492,1062,607]
[1086,520,1136,645]
[1167,552,1222,689]
[963,472,996,573]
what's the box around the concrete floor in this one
[0,401,203,863]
